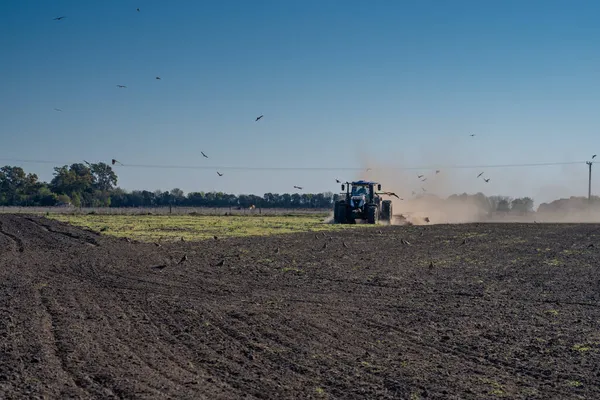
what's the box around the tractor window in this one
[352,186,368,196]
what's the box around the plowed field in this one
[1,214,599,399]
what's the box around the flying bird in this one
[422,187,426,192]
[417,175,424,178]
[137,8,140,12]
[366,168,372,172]
[83,160,91,166]
[294,185,303,190]
[177,254,188,264]
[111,159,123,166]
[53,16,66,20]
[201,151,208,158]
[217,171,223,176]
[470,134,475,137]
[155,76,161,80]
[593,155,597,159]
[336,179,341,183]
[54,108,62,112]
[380,191,399,198]
[421,178,427,182]
[255,115,263,121]
[477,172,484,178]
[484,178,490,183]
[435,170,440,174]
[116,85,127,88]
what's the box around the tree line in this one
[0,163,596,212]
[0,163,337,208]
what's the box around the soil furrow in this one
[24,217,100,247]
[0,220,24,253]
[2,214,600,399]
[38,289,92,397]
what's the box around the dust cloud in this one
[354,160,491,225]
[349,158,600,225]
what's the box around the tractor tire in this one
[334,201,347,224]
[367,205,378,224]
[381,200,392,222]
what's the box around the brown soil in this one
[1,214,600,399]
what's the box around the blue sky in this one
[2,0,600,204]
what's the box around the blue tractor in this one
[333,180,394,224]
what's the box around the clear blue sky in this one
[2,0,600,204]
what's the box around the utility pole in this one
[587,161,593,203]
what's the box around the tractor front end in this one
[333,181,392,224]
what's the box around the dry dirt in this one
[1,214,600,399]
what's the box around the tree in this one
[170,188,185,205]
[0,166,40,206]
[511,197,534,213]
[109,187,128,207]
[50,164,95,202]
[90,162,117,191]
[488,196,512,212]
[32,186,58,206]
[496,199,511,212]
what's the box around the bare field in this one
[1,214,600,399]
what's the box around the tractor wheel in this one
[381,200,392,222]
[334,201,347,224]
[367,205,378,224]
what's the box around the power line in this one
[0,158,62,165]
[118,161,588,171]
[0,158,587,171]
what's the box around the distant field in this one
[0,206,330,216]
[48,213,363,241]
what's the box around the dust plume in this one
[352,158,600,224]
[339,140,600,225]
[354,159,491,225]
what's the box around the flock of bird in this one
[51,11,268,187]
[52,13,593,199]
[107,113,265,179]
[407,134,490,198]
[52,13,487,197]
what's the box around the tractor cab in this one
[351,185,369,197]
[341,181,382,206]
